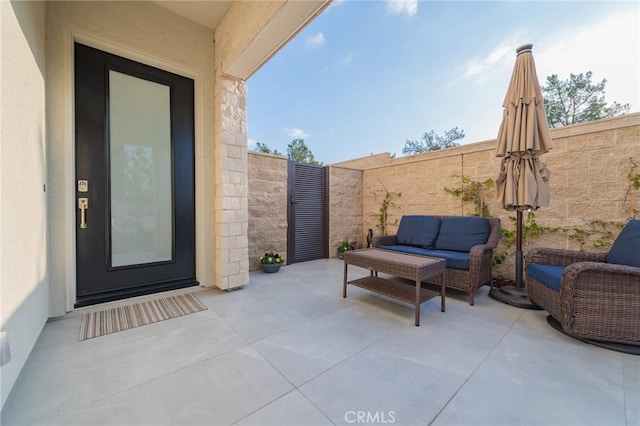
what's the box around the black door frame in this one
[74,43,197,307]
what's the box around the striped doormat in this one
[79,293,207,341]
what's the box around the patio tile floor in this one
[2,258,638,425]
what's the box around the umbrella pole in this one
[489,209,541,309]
[516,210,523,289]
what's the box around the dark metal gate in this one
[287,161,328,264]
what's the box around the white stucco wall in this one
[0,0,48,409]
[0,0,328,409]
[45,1,217,316]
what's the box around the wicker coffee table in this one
[343,248,446,326]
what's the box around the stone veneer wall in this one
[248,152,288,271]
[358,113,640,280]
[213,75,249,289]
[328,166,364,256]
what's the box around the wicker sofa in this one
[526,219,640,350]
[373,215,500,305]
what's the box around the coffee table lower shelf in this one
[348,276,439,305]
[343,249,446,326]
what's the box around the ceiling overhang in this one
[153,0,331,81]
[225,0,331,80]
[153,1,232,30]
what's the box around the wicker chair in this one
[525,220,640,351]
[374,216,501,305]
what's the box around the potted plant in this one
[337,239,356,259]
[259,251,284,273]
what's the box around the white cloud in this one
[247,138,258,150]
[534,11,639,112]
[486,46,511,65]
[456,8,639,145]
[464,63,484,78]
[341,53,353,66]
[464,44,513,78]
[283,127,310,139]
[386,0,418,17]
[327,0,345,11]
[306,32,326,48]
[461,11,639,112]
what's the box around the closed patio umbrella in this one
[489,44,552,309]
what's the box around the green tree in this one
[253,142,284,156]
[542,71,630,128]
[402,127,465,155]
[287,139,323,165]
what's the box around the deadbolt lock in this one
[77,180,88,192]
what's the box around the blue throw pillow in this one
[607,220,640,268]
[433,217,490,252]
[396,215,441,249]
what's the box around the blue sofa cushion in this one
[434,217,490,252]
[421,249,470,270]
[378,245,470,270]
[379,244,431,257]
[527,263,565,292]
[396,215,441,249]
[607,220,640,268]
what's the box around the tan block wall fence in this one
[248,113,640,278]
[248,152,288,270]
[247,155,365,270]
[329,166,364,255]
[358,113,640,279]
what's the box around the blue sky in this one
[247,0,640,164]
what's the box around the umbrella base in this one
[489,285,542,310]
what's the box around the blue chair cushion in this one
[434,217,490,252]
[527,263,565,292]
[378,245,470,270]
[396,215,441,249]
[607,220,640,268]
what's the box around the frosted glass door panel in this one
[109,71,172,267]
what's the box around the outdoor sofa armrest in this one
[469,243,494,258]
[562,261,640,293]
[373,235,397,247]
[485,217,501,250]
[464,218,500,288]
[559,261,640,342]
[526,247,607,267]
[468,243,495,281]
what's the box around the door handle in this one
[78,198,88,229]
[290,196,298,205]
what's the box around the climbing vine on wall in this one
[374,182,401,235]
[561,220,624,251]
[624,157,640,218]
[444,161,638,257]
[493,212,560,266]
[443,174,494,217]
[441,170,634,268]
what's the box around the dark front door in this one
[74,43,197,307]
[287,161,328,264]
